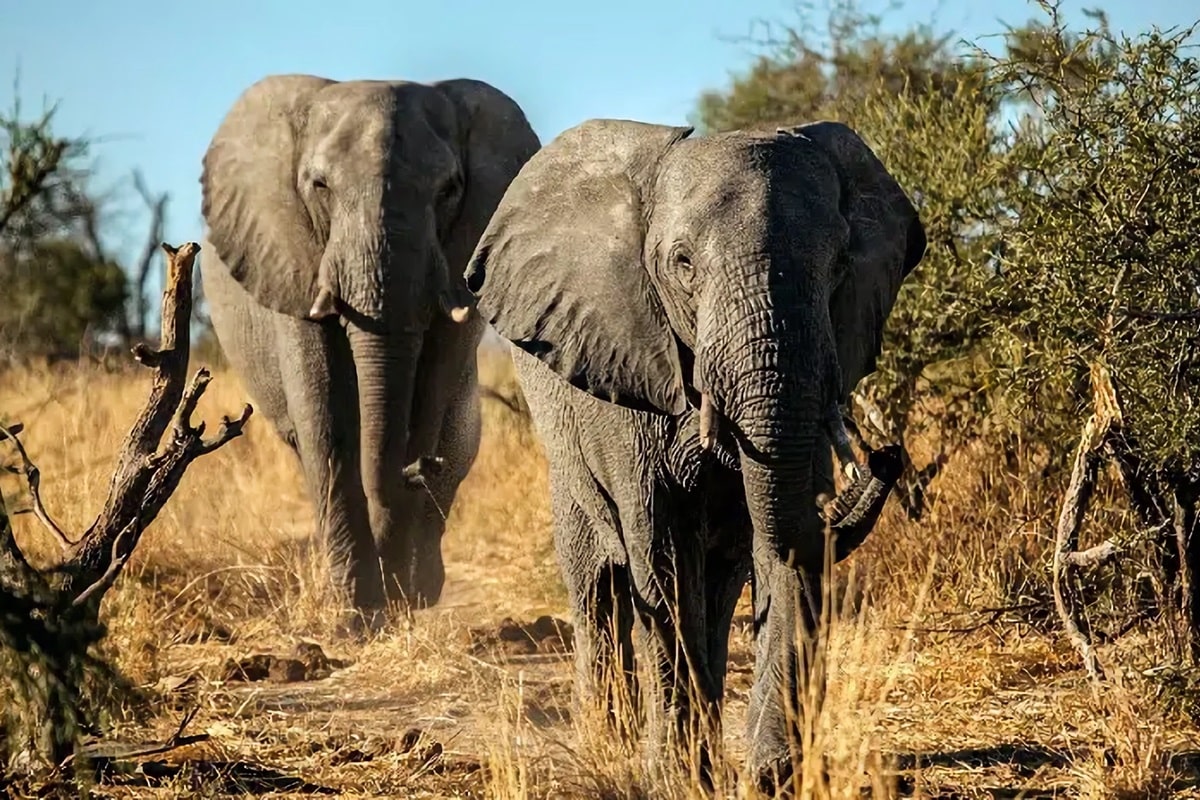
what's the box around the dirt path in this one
[109,568,1200,799]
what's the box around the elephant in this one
[198,74,540,623]
[463,118,925,788]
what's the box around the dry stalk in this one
[1052,360,1123,680]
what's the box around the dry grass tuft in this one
[3,345,1200,797]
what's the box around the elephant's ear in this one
[200,74,334,319]
[433,79,542,273]
[782,121,927,397]
[465,119,693,415]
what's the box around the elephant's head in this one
[201,75,539,605]
[465,119,925,568]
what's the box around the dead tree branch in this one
[0,423,75,550]
[59,241,252,602]
[0,240,253,771]
[1,240,253,610]
[1052,359,1123,681]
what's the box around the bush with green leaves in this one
[0,239,129,359]
[984,10,1200,472]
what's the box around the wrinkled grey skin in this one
[199,75,540,620]
[465,119,925,787]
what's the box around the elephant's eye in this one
[437,176,462,207]
[311,174,329,191]
[672,251,696,292]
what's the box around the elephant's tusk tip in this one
[449,306,471,323]
[308,287,339,320]
[698,392,718,451]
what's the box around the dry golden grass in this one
[4,346,1200,798]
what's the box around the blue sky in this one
[1,0,1194,275]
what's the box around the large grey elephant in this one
[199,75,540,621]
[464,119,925,787]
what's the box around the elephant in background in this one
[465,118,925,787]
[199,74,540,624]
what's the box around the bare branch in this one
[1051,360,1124,682]
[71,519,136,608]
[1117,307,1200,322]
[56,240,253,605]
[0,422,76,550]
[129,169,168,341]
[197,405,253,456]
[1064,538,1120,569]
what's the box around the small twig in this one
[63,704,209,768]
[1116,307,1200,322]
[197,405,253,456]
[131,342,162,368]
[171,368,214,441]
[894,601,1049,634]
[71,519,137,608]
[0,422,76,550]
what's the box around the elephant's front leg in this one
[554,497,641,739]
[745,537,826,792]
[629,520,724,786]
[277,318,386,623]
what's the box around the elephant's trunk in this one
[724,334,827,777]
[345,324,424,596]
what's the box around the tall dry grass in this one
[2,346,1199,798]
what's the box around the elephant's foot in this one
[751,750,834,798]
[333,605,389,641]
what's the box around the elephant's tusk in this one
[308,287,339,321]
[439,294,472,323]
[699,392,718,451]
[827,405,860,482]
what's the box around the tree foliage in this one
[984,8,1200,470]
[0,93,173,362]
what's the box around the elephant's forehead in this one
[658,140,771,206]
[311,81,448,126]
[307,82,453,157]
